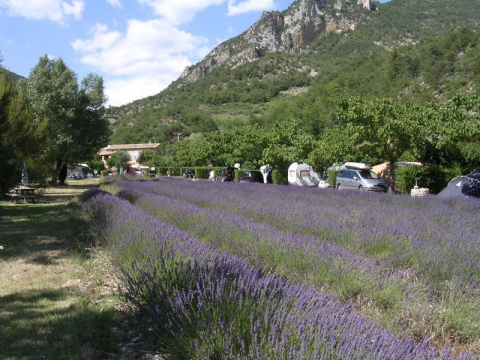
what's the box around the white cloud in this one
[137,0,225,25]
[0,0,84,24]
[71,23,122,53]
[227,0,274,15]
[104,76,167,106]
[71,19,208,106]
[106,0,122,8]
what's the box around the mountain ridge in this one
[179,0,376,85]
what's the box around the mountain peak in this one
[180,0,376,84]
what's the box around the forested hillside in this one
[105,0,480,146]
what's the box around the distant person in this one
[266,169,273,184]
[167,170,171,177]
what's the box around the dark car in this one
[216,167,235,182]
[239,170,264,183]
[183,169,195,178]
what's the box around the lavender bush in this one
[113,179,480,348]
[81,190,473,359]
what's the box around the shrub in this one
[78,187,107,203]
[157,167,169,176]
[328,170,340,188]
[272,169,287,185]
[194,167,210,180]
[395,167,423,193]
[235,169,245,182]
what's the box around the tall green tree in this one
[107,151,131,170]
[335,97,428,191]
[206,125,267,167]
[0,69,34,195]
[262,118,316,173]
[308,125,359,172]
[22,55,109,184]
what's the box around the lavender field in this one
[82,178,480,359]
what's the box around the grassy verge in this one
[0,179,122,360]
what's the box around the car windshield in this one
[358,170,379,179]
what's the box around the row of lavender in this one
[81,188,471,359]
[123,178,480,292]
[113,178,480,350]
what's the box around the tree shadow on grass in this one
[0,202,82,263]
[0,288,119,360]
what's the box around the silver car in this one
[336,169,388,192]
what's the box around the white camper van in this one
[288,163,321,186]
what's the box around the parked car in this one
[216,167,235,182]
[336,168,387,192]
[67,171,84,180]
[239,170,264,183]
[183,169,195,178]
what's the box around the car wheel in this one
[337,184,342,190]
[359,186,364,191]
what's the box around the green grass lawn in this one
[0,181,122,360]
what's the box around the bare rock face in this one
[179,0,375,84]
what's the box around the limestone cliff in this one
[179,0,375,84]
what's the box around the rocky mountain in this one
[180,0,375,84]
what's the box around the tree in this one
[308,125,359,172]
[0,70,35,195]
[262,118,316,173]
[107,151,131,170]
[335,97,427,191]
[206,125,267,168]
[86,154,106,174]
[22,55,109,184]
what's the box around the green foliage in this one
[327,170,340,188]
[395,167,423,194]
[107,151,131,169]
[194,167,210,180]
[308,126,358,172]
[156,167,169,176]
[86,155,106,174]
[21,56,109,184]
[0,70,34,195]
[271,169,287,185]
[262,118,316,171]
[408,165,465,195]
[234,169,243,182]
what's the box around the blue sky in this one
[0,0,390,106]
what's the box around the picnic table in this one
[7,186,41,204]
